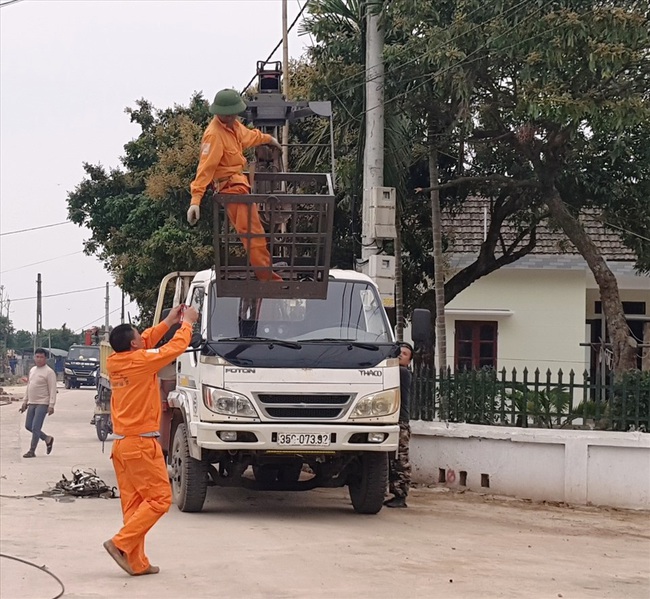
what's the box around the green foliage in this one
[609,370,650,431]
[11,330,33,351]
[40,324,81,351]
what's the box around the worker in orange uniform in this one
[187,88,283,281]
[103,304,199,577]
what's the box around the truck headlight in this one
[203,386,258,418]
[64,368,73,375]
[350,388,399,419]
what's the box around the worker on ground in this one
[188,88,282,281]
[384,342,413,508]
[103,305,199,577]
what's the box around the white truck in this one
[154,268,414,514]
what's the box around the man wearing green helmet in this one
[188,89,282,281]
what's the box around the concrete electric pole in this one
[282,0,290,171]
[361,1,396,309]
[104,282,110,336]
[36,273,42,346]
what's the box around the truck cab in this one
[64,344,100,389]
[158,268,402,514]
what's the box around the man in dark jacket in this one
[385,343,413,508]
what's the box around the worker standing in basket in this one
[188,88,282,281]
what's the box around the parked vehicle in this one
[64,344,99,389]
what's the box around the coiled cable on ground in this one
[0,552,65,599]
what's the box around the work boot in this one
[46,436,54,455]
[384,496,407,508]
[23,450,36,458]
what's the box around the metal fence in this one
[411,366,650,432]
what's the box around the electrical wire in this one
[0,251,84,274]
[603,222,650,244]
[11,285,111,303]
[74,301,134,333]
[241,0,311,93]
[0,553,65,599]
[0,0,26,7]
[0,221,72,237]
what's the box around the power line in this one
[74,301,133,334]
[0,251,84,274]
[12,285,112,303]
[603,221,650,243]
[0,221,72,237]
[240,0,310,94]
[0,0,26,7]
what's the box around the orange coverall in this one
[107,320,192,574]
[190,117,282,281]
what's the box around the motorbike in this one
[92,383,113,442]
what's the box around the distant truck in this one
[64,344,100,389]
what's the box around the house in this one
[434,198,649,377]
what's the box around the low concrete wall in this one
[410,421,650,510]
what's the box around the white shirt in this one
[25,365,57,406]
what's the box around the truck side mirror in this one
[190,332,203,349]
[411,309,433,348]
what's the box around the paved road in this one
[1,386,649,599]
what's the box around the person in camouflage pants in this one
[385,343,413,508]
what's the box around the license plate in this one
[276,433,330,447]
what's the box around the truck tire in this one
[348,452,389,515]
[169,423,208,513]
[65,379,71,390]
[95,415,110,442]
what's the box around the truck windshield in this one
[67,346,99,361]
[209,280,392,343]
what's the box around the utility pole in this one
[281,0,290,171]
[361,1,385,267]
[36,273,42,346]
[104,282,110,335]
[121,289,125,324]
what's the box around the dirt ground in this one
[1,385,648,599]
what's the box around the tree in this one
[451,0,649,375]
[40,324,81,351]
[11,330,33,351]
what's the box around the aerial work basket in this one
[213,171,335,299]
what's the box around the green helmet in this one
[209,89,247,116]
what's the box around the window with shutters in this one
[455,321,498,370]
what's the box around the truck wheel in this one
[170,423,208,512]
[348,452,389,514]
[65,379,71,390]
[95,415,110,442]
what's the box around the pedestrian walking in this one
[102,304,198,577]
[384,342,413,508]
[19,348,56,458]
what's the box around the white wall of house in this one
[441,268,587,375]
[411,421,650,510]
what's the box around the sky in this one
[0,0,310,335]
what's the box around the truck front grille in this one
[256,394,352,420]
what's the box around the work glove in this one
[269,137,282,151]
[187,205,200,226]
